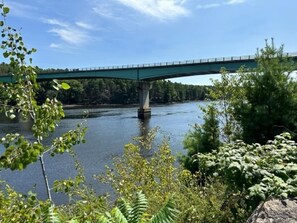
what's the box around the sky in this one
[1,0,297,85]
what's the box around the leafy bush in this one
[0,182,52,222]
[98,129,177,212]
[99,129,248,222]
[198,132,297,208]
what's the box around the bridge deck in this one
[1,53,297,83]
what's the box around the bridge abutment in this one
[138,81,151,119]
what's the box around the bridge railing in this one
[40,52,297,74]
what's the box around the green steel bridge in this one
[1,53,297,118]
[1,53,297,82]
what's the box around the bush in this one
[99,129,248,222]
[198,132,297,210]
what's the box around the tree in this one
[208,69,243,142]
[234,40,297,144]
[181,104,221,173]
[0,4,86,203]
[58,80,84,104]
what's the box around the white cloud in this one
[44,19,68,28]
[115,0,189,21]
[76,22,95,30]
[225,0,246,5]
[49,28,88,45]
[93,4,117,19]
[44,18,91,46]
[197,3,220,9]
[197,0,246,9]
[49,43,77,54]
[49,43,62,49]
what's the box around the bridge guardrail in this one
[39,52,297,74]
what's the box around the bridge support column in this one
[138,81,151,119]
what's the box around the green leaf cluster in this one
[198,132,297,206]
[0,182,52,222]
[0,134,43,170]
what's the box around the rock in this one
[246,198,297,223]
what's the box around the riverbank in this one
[63,100,203,110]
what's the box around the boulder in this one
[246,198,297,223]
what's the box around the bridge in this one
[1,53,297,118]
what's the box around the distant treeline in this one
[38,79,208,105]
[0,63,209,105]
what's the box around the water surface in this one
[0,101,206,203]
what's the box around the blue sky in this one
[2,0,297,85]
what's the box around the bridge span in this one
[1,53,297,118]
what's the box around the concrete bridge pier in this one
[138,81,151,119]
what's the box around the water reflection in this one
[138,117,150,138]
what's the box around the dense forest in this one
[39,79,208,105]
[0,63,208,105]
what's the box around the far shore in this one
[62,100,204,110]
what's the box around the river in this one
[0,101,206,203]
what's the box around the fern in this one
[128,191,148,223]
[111,207,129,223]
[98,192,179,223]
[98,213,113,223]
[117,198,132,220]
[47,205,61,223]
[151,198,179,223]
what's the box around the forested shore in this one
[39,79,208,105]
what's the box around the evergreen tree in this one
[181,104,220,173]
[234,40,297,144]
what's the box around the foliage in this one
[99,129,177,212]
[0,182,52,223]
[99,191,179,223]
[198,132,297,210]
[198,40,297,145]
[0,3,86,202]
[53,153,109,222]
[99,129,248,222]
[176,171,250,223]
[234,41,297,144]
[181,104,220,173]
[208,68,244,142]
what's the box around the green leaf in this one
[3,51,9,58]
[61,82,71,90]
[3,6,9,14]
[18,163,23,170]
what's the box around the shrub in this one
[198,132,297,210]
